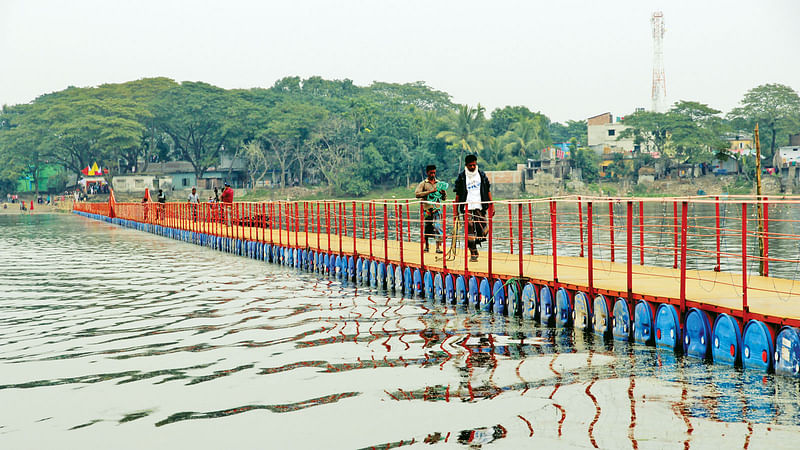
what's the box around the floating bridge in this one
[74,195,800,377]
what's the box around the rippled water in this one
[2,214,800,449]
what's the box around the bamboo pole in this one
[755,123,765,276]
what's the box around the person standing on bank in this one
[415,165,447,253]
[453,154,493,262]
[187,186,200,222]
[157,189,166,221]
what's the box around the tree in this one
[619,111,670,157]
[153,82,241,181]
[571,147,600,183]
[502,116,548,161]
[550,120,588,146]
[437,104,486,166]
[728,83,800,161]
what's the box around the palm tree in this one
[502,116,547,161]
[436,104,486,167]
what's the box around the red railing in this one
[75,195,800,325]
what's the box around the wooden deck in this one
[178,220,800,324]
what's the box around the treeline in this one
[0,77,798,196]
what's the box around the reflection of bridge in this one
[74,195,800,378]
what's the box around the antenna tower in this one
[651,11,666,113]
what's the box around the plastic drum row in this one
[72,211,800,378]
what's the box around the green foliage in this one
[571,147,600,183]
[728,83,800,160]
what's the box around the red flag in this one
[81,166,90,176]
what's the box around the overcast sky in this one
[1,0,798,122]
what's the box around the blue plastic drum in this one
[593,294,611,339]
[444,274,455,303]
[774,326,800,378]
[655,304,681,352]
[492,280,506,315]
[555,288,572,328]
[413,269,423,297]
[370,261,378,288]
[507,281,520,317]
[742,320,774,372]
[355,258,363,284]
[468,277,480,308]
[434,273,444,302]
[573,291,592,332]
[377,263,386,289]
[403,267,413,296]
[521,283,537,321]
[347,256,354,279]
[334,255,342,278]
[479,279,492,312]
[424,271,434,300]
[294,249,300,268]
[386,264,395,290]
[683,308,712,359]
[612,298,631,341]
[539,286,554,326]
[394,266,403,292]
[455,276,467,303]
[712,313,742,366]
[633,300,654,345]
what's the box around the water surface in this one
[1,214,799,449]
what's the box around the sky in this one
[1,0,798,122]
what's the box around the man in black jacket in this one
[453,154,494,262]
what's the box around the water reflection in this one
[1,214,800,448]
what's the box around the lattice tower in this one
[651,11,666,113]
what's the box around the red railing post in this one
[627,201,633,303]
[609,201,615,262]
[639,200,645,265]
[442,202,448,274]
[352,201,357,257]
[463,203,470,276]
[420,203,425,272]
[398,202,404,268]
[763,198,769,277]
[277,201,283,246]
[369,202,374,259]
[550,200,558,284]
[488,204,493,282]
[578,197,584,258]
[326,202,331,252]
[304,202,309,248]
[405,200,411,243]
[508,203,514,255]
[361,203,366,239]
[715,196,721,271]
[587,202,594,298]
[316,202,321,250]
[680,201,688,317]
[528,203,534,255]
[383,203,389,263]
[673,201,679,269]
[742,202,749,322]
[517,203,523,278]
[338,202,343,254]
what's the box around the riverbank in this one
[0,202,71,214]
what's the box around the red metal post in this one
[405,200,411,243]
[278,202,282,246]
[352,201,357,257]
[361,204,366,239]
[442,203,448,274]
[528,203,534,255]
[550,200,558,284]
[673,201,679,269]
[304,202,309,248]
[326,202,331,252]
[742,202,749,322]
[316,202,321,250]
[464,205,470,275]
[763,199,769,277]
[383,203,389,263]
[508,203,514,255]
[680,201,688,317]
[578,197,584,257]
[369,202,374,259]
[398,202,404,267]
[609,201,615,262]
[294,202,299,247]
[518,203,523,278]
[627,201,633,302]
[488,205,493,282]
[715,196,721,271]
[419,203,425,272]
[338,202,343,254]
[587,202,594,298]
[639,200,645,266]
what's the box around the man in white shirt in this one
[453,154,494,262]
[187,187,200,222]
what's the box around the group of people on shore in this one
[142,183,234,223]
[416,154,493,262]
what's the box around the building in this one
[774,146,800,170]
[587,112,636,154]
[724,133,753,155]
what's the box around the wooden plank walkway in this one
[178,220,800,323]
